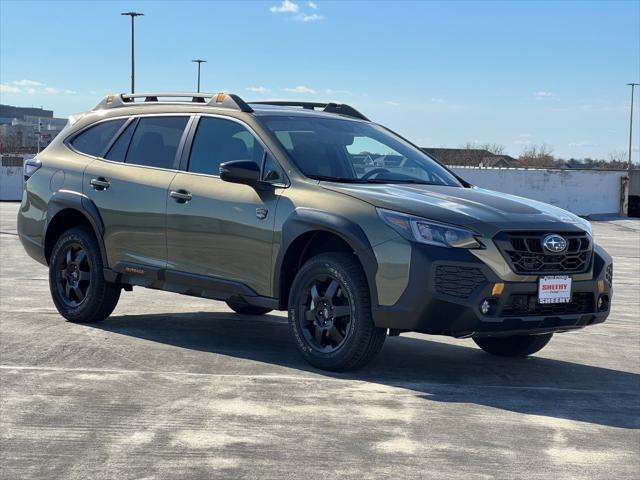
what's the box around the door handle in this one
[90,177,110,190]
[170,190,193,203]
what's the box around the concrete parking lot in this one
[0,201,638,479]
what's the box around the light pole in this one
[627,83,639,174]
[121,11,144,93]
[192,59,207,93]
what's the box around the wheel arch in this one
[274,208,379,310]
[44,190,107,265]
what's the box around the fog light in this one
[480,298,498,315]
[597,295,609,311]
[481,300,491,315]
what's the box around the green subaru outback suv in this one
[18,92,613,371]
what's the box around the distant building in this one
[0,104,67,153]
[422,148,518,168]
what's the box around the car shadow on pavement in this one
[91,311,640,430]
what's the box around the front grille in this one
[494,231,592,274]
[435,265,486,298]
[500,292,594,317]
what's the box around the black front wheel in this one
[49,226,120,323]
[473,333,553,357]
[288,253,386,371]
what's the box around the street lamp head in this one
[121,11,144,17]
[192,59,207,64]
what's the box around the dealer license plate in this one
[538,275,572,304]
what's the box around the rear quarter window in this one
[69,119,126,157]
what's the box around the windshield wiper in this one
[308,175,444,186]
[359,178,442,185]
[307,175,361,183]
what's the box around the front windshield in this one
[262,116,461,186]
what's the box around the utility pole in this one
[627,83,639,174]
[121,11,144,93]
[192,59,207,93]
[37,119,41,153]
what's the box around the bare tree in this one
[518,144,557,167]
[608,150,627,163]
[460,142,506,155]
[480,143,505,155]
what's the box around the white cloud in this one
[519,133,532,138]
[385,101,400,106]
[430,97,445,103]
[12,79,44,87]
[284,85,316,94]
[270,0,299,13]
[0,80,76,95]
[271,0,325,22]
[325,89,353,96]
[298,13,325,21]
[0,84,21,93]
[246,86,270,93]
[534,91,559,101]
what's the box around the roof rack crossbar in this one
[249,101,369,121]
[93,92,253,113]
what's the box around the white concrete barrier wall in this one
[0,161,625,216]
[451,167,625,216]
[0,167,24,201]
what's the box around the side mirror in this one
[219,160,261,186]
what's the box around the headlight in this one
[377,208,483,248]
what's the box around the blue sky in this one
[1,0,638,160]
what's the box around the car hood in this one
[320,183,590,237]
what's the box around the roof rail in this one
[93,92,254,113]
[249,101,369,121]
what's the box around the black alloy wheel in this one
[54,242,91,307]
[299,274,353,353]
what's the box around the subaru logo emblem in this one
[543,234,567,253]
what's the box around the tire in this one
[473,333,553,357]
[288,252,386,372]
[226,300,272,316]
[49,226,120,323]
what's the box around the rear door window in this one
[125,116,188,169]
[70,119,126,157]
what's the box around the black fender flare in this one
[44,190,108,265]
[273,207,379,309]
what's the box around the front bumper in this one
[372,243,613,338]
